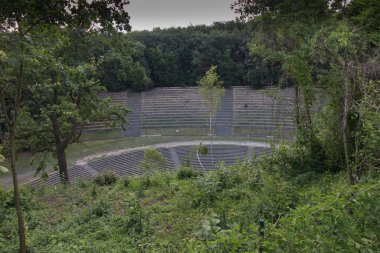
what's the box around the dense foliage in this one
[232,0,380,184]
[60,21,284,92]
[72,21,281,92]
[0,1,132,251]
[129,21,280,89]
[1,146,379,252]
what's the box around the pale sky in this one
[128,0,237,31]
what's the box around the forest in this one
[42,20,278,92]
[0,0,379,252]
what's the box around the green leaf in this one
[0,165,9,174]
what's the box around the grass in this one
[80,129,124,140]
[1,163,378,252]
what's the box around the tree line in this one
[128,21,280,90]
[63,21,283,92]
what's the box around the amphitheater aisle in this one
[215,88,234,136]
[123,91,142,137]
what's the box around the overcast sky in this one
[128,0,237,31]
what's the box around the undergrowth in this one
[0,145,379,252]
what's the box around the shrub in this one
[176,166,199,180]
[177,177,221,209]
[140,175,152,189]
[212,164,244,190]
[120,194,145,235]
[256,143,328,180]
[139,148,167,173]
[196,143,208,156]
[76,179,87,189]
[93,172,117,186]
[0,187,35,211]
[121,176,130,187]
[90,184,97,199]
[89,199,111,218]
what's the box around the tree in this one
[93,32,151,91]
[313,21,380,184]
[197,65,225,134]
[232,0,333,158]
[20,29,129,183]
[129,21,264,88]
[195,143,208,173]
[0,34,29,253]
[232,0,380,184]
[197,65,225,169]
[140,148,167,172]
[0,1,131,250]
[139,148,167,185]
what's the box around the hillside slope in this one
[1,149,379,252]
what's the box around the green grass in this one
[1,161,379,252]
[80,129,124,140]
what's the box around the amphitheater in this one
[84,86,296,137]
[29,86,296,187]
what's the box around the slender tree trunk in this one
[196,150,205,173]
[50,114,70,184]
[342,62,354,185]
[211,133,214,169]
[56,144,69,183]
[9,121,27,253]
[209,115,212,133]
[4,19,28,253]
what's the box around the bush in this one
[177,177,221,209]
[212,164,244,190]
[121,176,130,187]
[0,187,35,211]
[76,179,87,189]
[176,166,199,180]
[196,144,208,156]
[89,199,111,218]
[93,172,117,186]
[139,148,167,173]
[120,194,145,235]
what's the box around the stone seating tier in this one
[28,145,271,187]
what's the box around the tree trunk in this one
[56,145,69,184]
[209,115,212,133]
[342,62,354,185]
[196,150,205,173]
[9,121,27,253]
[50,114,70,184]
